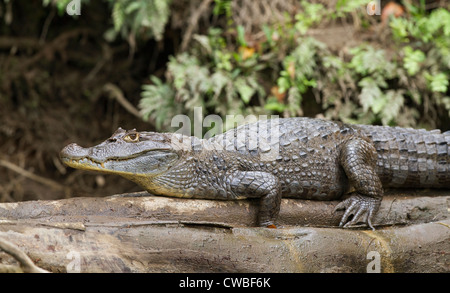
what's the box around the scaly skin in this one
[60,118,450,229]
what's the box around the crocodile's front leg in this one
[228,171,281,227]
[335,138,383,230]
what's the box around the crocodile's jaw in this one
[60,143,180,177]
[60,155,135,176]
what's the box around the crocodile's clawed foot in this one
[334,194,381,230]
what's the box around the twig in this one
[180,0,213,52]
[0,159,65,191]
[12,28,91,77]
[84,43,112,82]
[102,83,142,119]
[0,237,49,273]
[39,6,56,44]
[0,37,40,50]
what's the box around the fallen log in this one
[1,190,448,228]
[0,190,448,272]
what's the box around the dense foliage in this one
[36,0,450,132]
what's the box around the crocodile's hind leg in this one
[228,171,281,227]
[335,138,383,230]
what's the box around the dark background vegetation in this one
[0,0,449,202]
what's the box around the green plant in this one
[275,4,450,127]
[140,76,178,130]
[268,37,325,116]
[348,45,407,126]
[42,0,172,42]
[403,46,425,76]
[335,0,369,16]
[389,7,450,120]
[139,1,450,131]
[294,1,325,34]
[140,28,267,133]
[106,0,172,41]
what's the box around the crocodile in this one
[60,117,450,229]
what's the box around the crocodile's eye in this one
[124,133,140,142]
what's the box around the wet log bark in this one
[0,190,448,273]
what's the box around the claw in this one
[259,220,277,228]
[334,194,380,230]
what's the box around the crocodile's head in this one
[60,128,181,179]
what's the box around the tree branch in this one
[180,0,213,52]
[0,237,49,273]
[0,190,448,272]
[103,83,143,120]
[0,159,66,191]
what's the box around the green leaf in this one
[139,75,177,130]
[235,78,254,104]
[236,25,247,47]
[336,0,367,14]
[213,0,232,17]
[277,76,291,94]
[125,1,141,14]
[210,71,229,98]
[294,1,325,34]
[103,28,118,42]
[389,17,409,42]
[425,72,449,93]
[193,34,212,54]
[262,24,274,46]
[264,100,286,112]
[349,45,391,76]
[286,87,302,116]
[303,79,317,88]
[358,77,383,113]
[112,2,124,32]
[370,96,387,114]
[381,90,404,125]
[403,46,425,76]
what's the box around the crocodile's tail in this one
[358,125,450,188]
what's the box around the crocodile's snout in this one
[60,143,89,160]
